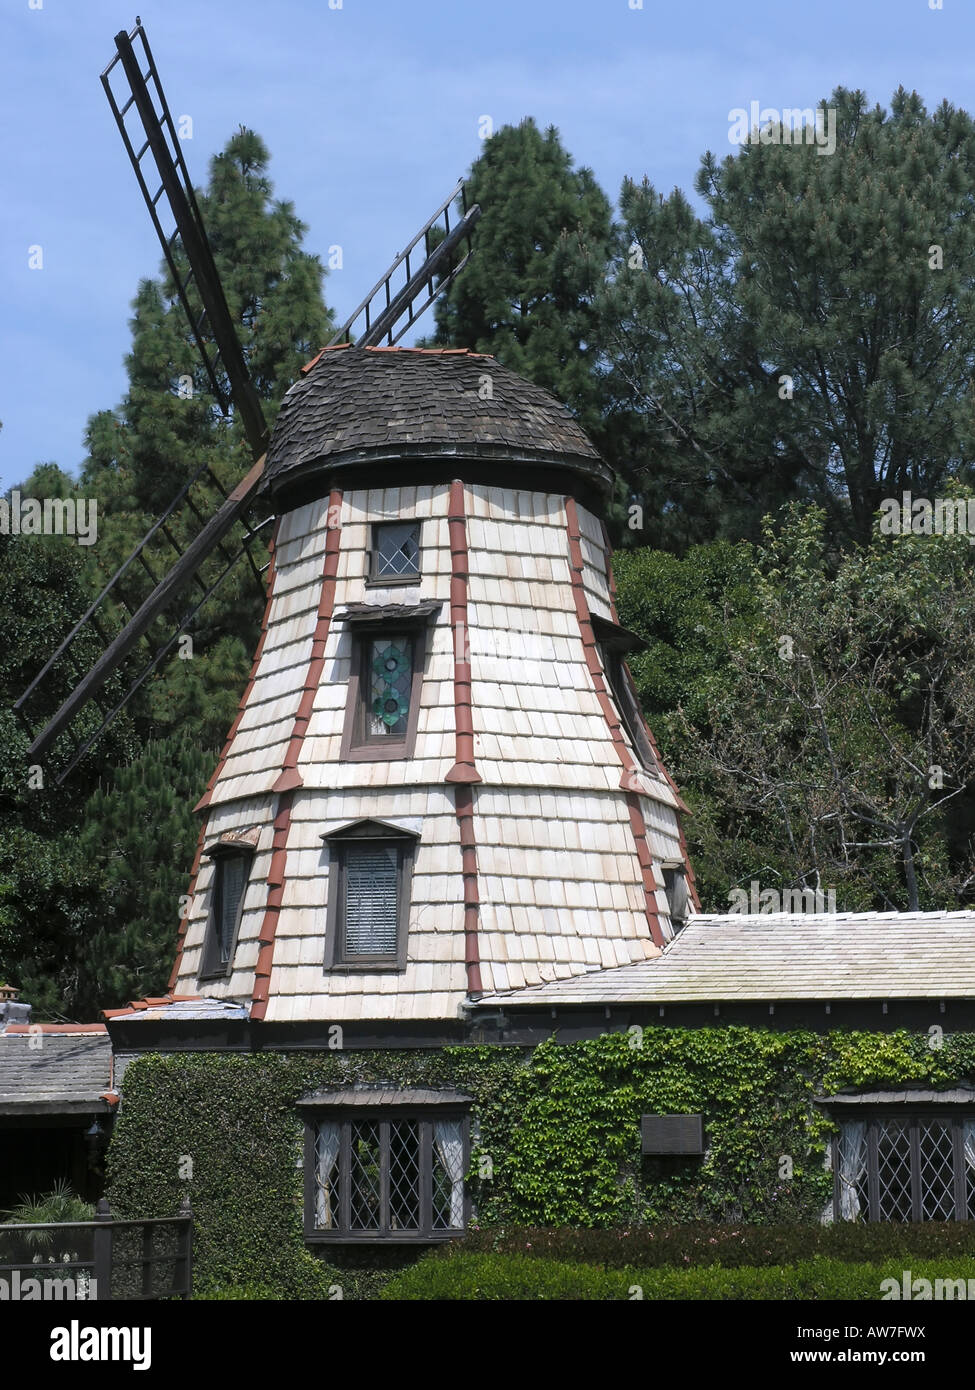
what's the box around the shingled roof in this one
[263,346,611,501]
[475,912,975,1006]
[0,1028,114,1115]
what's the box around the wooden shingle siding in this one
[174,476,689,1014]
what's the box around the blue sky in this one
[2,0,974,494]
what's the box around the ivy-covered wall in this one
[105,1027,975,1296]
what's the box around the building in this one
[97,349,975,1261]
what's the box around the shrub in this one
[455,1221,975,1268]
[381,1252,975,1301]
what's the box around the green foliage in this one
[430,118,612,437]
[615,512,975,911]
[455,1221,975,1267]
[106,1029,975,1296]
[600,87,975,548]
[380,1251,975,1300]
[3,1180,94,1227]
[2,128,332,1021]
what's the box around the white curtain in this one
[315,1121,340,1230]
[836,1119,868,1222]
[433,1119,465,1229]
[963,1119,975,1218]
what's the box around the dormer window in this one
[370,522,420,584]
[199,835,256,979]
[322,819,419,971]
[591,614,660,778]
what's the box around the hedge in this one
[380,1252,975,1301]
[104,1027,975,1295]
[456,1222,975,1268]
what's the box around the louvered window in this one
[344,844,398,956]
[323,820,418,971]
[200,845,254,980]
[216,855,248,962]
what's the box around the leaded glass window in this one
[373,522,420,580]
[307,1110,468,1241]
[834,1113,975,1222]
[368,636,412,737]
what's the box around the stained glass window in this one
[374,522,420,579]
[368,635,412,738]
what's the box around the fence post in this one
[177,1196,193,1300]
[93,1198,113,1302]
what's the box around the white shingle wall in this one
[175,794,275,999]
[178,483,684,1015]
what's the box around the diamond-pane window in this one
[835,1112,975,1222]
[349,1122,382,1231]
[308,1108,469,1241]
[374,522,420,580]
[389,1121,421,1231]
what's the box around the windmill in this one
[14,18,480,784]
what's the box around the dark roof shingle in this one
[263,346,609,498]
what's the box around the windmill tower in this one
[17,21,698,1030]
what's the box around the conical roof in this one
[262,346,612,507]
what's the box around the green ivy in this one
[105,1028,975,1296]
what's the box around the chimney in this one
[0,984,31,1031]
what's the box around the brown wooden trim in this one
[250,794,294,1019]
[441,481,483,993]
[565,497,665,949]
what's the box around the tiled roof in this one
[298,1087,472,1107]
[103,995,249,1021]
[0,1030,113,1113]
[263,346,607,495]
[475,912,975,1006]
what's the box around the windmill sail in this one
[15,19,480,782]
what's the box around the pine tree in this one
[601,88,975,548]
[429,119,612,437]
[81,128,333,743]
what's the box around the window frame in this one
[367,520,422,587]
[591,616,662,780]
[302,1104,471,1244]
[832,1108,975,1222]
[323,820,417,973]
[198,843,254,981]
[340,623,427,762]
